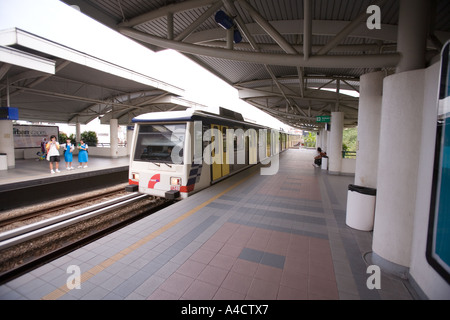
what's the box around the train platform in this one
[0,156,129,211]
[0,156,129,189]
[0,148,417,300]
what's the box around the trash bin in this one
[345,184,377,231]
[0,153,7,171]
[321,156,328,170]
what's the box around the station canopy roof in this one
[0,2,203,126]
[60,0,450,129]
[2,0,450,129]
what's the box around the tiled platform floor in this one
[0,148,417,300]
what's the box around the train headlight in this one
[171,177,181,186]
[132,172,139,181]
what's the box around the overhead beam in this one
[119,27,400,69]
[238,87,358,105]
[0,46,55,75]
[118,0,217,27]
[222,0,260,51]
[201,41,385,53]
[237,0,298,55]
[175,1,223,41]
[184,20,401,45]
[0,63,11,82]
[317,0,389,55]
[303,0,312,60]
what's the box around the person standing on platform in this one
[64,138,75,170]
[46,135,60,174]
[313,147,326,167]
[77,139,89,168]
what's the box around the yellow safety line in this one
[41,169,257,300]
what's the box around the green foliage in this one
[304,131,316,148]
[342,127,358,151]
[81,131,98,146]
[58,132,77,145]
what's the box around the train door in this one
[211,124,230,180]
[211,124,222,180]
[221,125,230,176]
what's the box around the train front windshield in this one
[134,123,186,164]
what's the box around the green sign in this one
[316,115,331,123]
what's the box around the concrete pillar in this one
[76,122,81,143]
[372,68,426,276]
[328,112,344,174]
[321,128,328,153]
[396,0,429,73]
[354,71,384,188]
[371,0,430,278]
[110,118,119,158]
[0,120,15,168]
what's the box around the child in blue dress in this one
[64,138,74,170]
[77,139,89,168]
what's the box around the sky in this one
[0,0,292,136]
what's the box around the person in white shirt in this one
[313,147,327,167]
[46,135,61,173]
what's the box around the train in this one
[127,107,300,199]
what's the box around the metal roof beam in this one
[0,63,11,81]
[118,0,217,28]
[236,0,298,55]
[317,0,389,55]
[184,20,401,45]
[175,1,223,42]
[303,0,312,61]
[119,27,400,69]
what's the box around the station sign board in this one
[316,115,331,123]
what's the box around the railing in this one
[342,150,356,159]
[95,142,127,147]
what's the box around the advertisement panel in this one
[13,125,59,149]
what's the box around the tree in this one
[304,132,316,148]
[59,132,77,145]
[81,131,98,146]
[342,127,358,151]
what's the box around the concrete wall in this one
[341,158,356,175]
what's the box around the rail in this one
[95,142,127,147]
[342,150,356,159]
[0,192,147,250]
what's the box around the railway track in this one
[0,188,130,229]
[0,191,172,284]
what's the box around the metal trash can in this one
[321,156,328,170]
[346,184,377,231]
[0,153,7,171]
